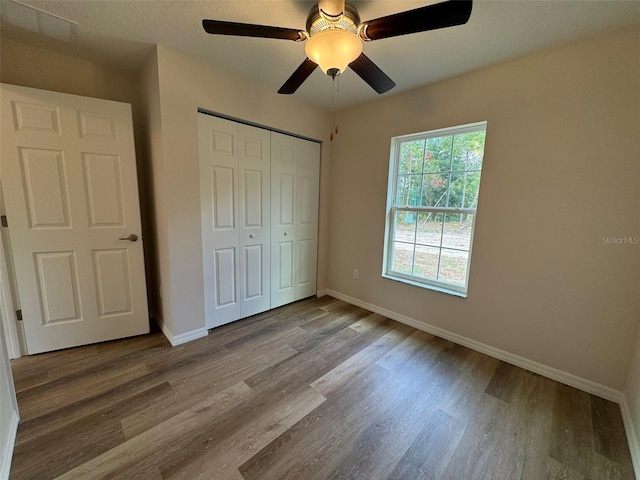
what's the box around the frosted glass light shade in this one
[305,29,362,74]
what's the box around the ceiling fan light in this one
[304,29,362,74]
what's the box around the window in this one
[383,122,487,296]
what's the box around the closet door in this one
[199,115,240,328]
[271,132,320,308]
[199,115,271,329]
[295,139,320,300]
[237,124,270,318]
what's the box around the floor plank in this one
[9,296,635,480]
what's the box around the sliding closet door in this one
[199,115,240,328]
[271,132,320,308]
[199,114,270,329]
[295,139,320,300]
[237,125,270,318]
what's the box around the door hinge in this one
[1,215,7,227]
[16,309,22,321]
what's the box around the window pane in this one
[416,212,443,247]
[448,171,481,208]
[395,175,409,207]
[399,140,425,174]
[394,211,416,244]
[438,248,469,285]
[424,136,453,173]
[397,175,423,207]
[414,245,439,279]
[451,132,485,172]
[442,215,473,250]
[464,171,482,208]
[392,242,414,274]
[408,175,423,207]
[421,173,449,207]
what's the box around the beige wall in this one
[138,50,172,332]
[328,26,640,390]
[0,38,137,103]
[625,325,640,466]
[150,46,332,336]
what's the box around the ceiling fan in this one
[202,0,473,95]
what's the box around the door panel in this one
[211,166,235,231]
[199,115,271,326]
[12,101,61,133]
[243,245,263,300]
[93,249,132,317]
[214,247,237,308]
[83,153,125,227]
[20,148,71,229]
[35,251,81,324]
[78,111,117,138]
[278,174,294,226]
[0,84,149,354]
[243,170,262,228]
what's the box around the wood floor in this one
[9,296,635,479]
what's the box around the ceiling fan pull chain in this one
[335,74,340,135]
[330,75,336,141]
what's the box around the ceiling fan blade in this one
[349,53,396,94]
[278,58,318,94]
[318,0,345,19]
[360,0,472,41]
[202,19,306,41]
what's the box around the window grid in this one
[384,122,487,296]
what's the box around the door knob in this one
[119,234,139,242]
[284,232,288,236]
[249,234,255,239]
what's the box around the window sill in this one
[382,273,467,298]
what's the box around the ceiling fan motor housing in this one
[306,1,360,36]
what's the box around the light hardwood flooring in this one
[9,296,635,479]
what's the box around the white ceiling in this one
[1,0,639,109]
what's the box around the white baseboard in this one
[322,289,622,403]
[620,395,640,479]
[158,321,208,347]
[1,410,19,480]
[160,324,208,347]
[316,289,329,297]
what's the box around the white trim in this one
[152,309,208,347]
[620,395,640,479]
[0,195,22,359]
[1,410,19,480]
[159,322,208,347]
[322,289,622,402]
[316,289,329,297]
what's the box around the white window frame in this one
[382,121,487,297]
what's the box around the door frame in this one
[0,166,24,359]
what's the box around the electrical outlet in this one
[353,269,359,280]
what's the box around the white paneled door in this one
[271,132,320,308]
[199,114,271,329]
[0,84,149,354]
